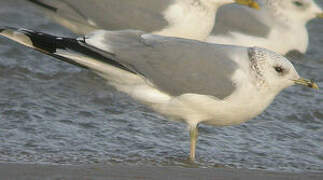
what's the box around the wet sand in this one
[0,163,322,180]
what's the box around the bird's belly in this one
[151,92,270,127]
[202,112,252,126]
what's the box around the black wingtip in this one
[0,27,18,37]
[27,0,57,12]
[0,26,17,32]
[0,27,60,53]
[0,27,136,74]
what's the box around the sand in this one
[0,162,322,180]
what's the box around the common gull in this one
[0,27,318,161]
[208,0,323,54]
[27,0,259,40]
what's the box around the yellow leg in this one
[189,125,198,161]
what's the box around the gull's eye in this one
[274,66,284,73]
[293,1,303,7]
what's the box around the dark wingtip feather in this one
[0,27,60,53]
[0,27,135,73]
[0,26,17,32]
[27,0,57,12]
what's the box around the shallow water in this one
[0,0,322,172]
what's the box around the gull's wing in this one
[212,3,272,38]
[27,0,170,34]
[85,30,242,99]
[0,28,243,99]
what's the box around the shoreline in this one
[0,162,322,180]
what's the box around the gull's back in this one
[208,0,323,54]
[85,30,245,100]
[27,0,170,34]
[212,3,273,38]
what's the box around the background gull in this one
[207,0,323,55]
[26,0,259,40]
[0,27,318,161]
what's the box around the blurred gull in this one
[0,27,318,161]
[208,0,323,54]
[27,0,259,40]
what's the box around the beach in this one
[1,162,323,180]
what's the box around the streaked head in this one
[248,47,318,93]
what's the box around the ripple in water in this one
[0,0,322,173]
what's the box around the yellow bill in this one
[317,12,323,18]
[236,0,260,10]
[293,78,319,89]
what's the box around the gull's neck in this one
[154,0,218,40]
[263,0,309,53]
[265,0,290,25]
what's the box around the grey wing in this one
[86,31,241,99]
[27,0,171,34]
[213,4,271,38]
[0,27,240,100]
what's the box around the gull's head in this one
[208,0,260,9]
[275,0,323,23]
[248,47,318,93]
